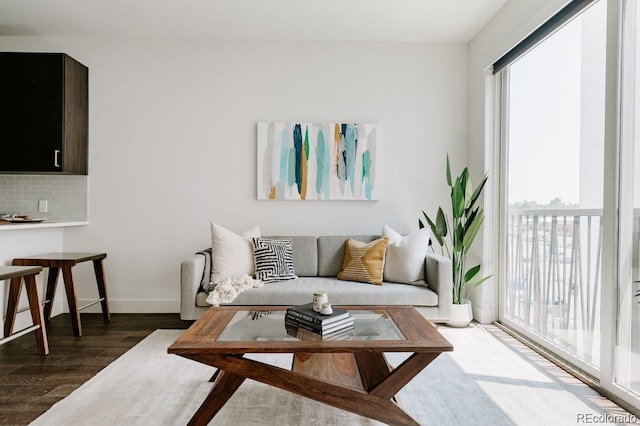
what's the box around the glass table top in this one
[217,309,405,342]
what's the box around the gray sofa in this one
[180,235,452,322]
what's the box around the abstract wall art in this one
[257,122,379,200]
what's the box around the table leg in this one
[187,353,420,426]
[43,267,60,321]
[354,351,392,390]
[92,259,110,322]
[24,274,49,355]
[61,266,82,337]
[187,370,246,426]
[369,352,441,399]
[4,277,23,337]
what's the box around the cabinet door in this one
[63,55,89,175]
[0,53,64,172]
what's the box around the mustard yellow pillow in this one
[337,238,389,285]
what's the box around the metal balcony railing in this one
[506,208,604,366]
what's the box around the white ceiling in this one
[0,0,507,43]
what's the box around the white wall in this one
[0,229,65,333]
[0,37,468,312]
[467,0,572,322]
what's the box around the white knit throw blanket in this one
[205,274,264,306]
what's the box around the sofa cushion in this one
[382,224,430,285]
[337,237,388,285]
[267,236,318,277]
[196,276,438,307]
[317,235,378,276]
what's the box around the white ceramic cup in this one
[313,291,328,312]
[320,303,333,315]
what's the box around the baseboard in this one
[72,299,180,313]
[472,303,494,324]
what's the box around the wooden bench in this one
[12,253,110,337]
[1,265,49,355]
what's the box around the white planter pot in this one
[446,301,473,327]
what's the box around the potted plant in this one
[420,155,491,327]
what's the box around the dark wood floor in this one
[0,313,192,425]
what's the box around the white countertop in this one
[0,221,88,231]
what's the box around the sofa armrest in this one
[180,254,206,320]
[425,252,452,320]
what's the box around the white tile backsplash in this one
[0,175,87,222]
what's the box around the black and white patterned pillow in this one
[252,238,297,283]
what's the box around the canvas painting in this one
[257,122,379,200]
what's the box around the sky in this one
[506,1,605,206]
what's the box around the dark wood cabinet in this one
[0,52,88,174]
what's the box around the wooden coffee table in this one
[168,305,453,425]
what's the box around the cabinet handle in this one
[54,150,60,167]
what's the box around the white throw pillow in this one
[210,223,261,284]
[381,224,430,285]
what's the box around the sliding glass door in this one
[616,0,640,399]
[500,0,607,374]
[496,0,640,408]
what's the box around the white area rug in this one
[32,326,613,425]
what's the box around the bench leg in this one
[92,259,110,322]
[24,274,49,355]
[43,267,60,321]
[61,266,82,337]
[4,277,23,337]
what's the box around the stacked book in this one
[285,303,354,339]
